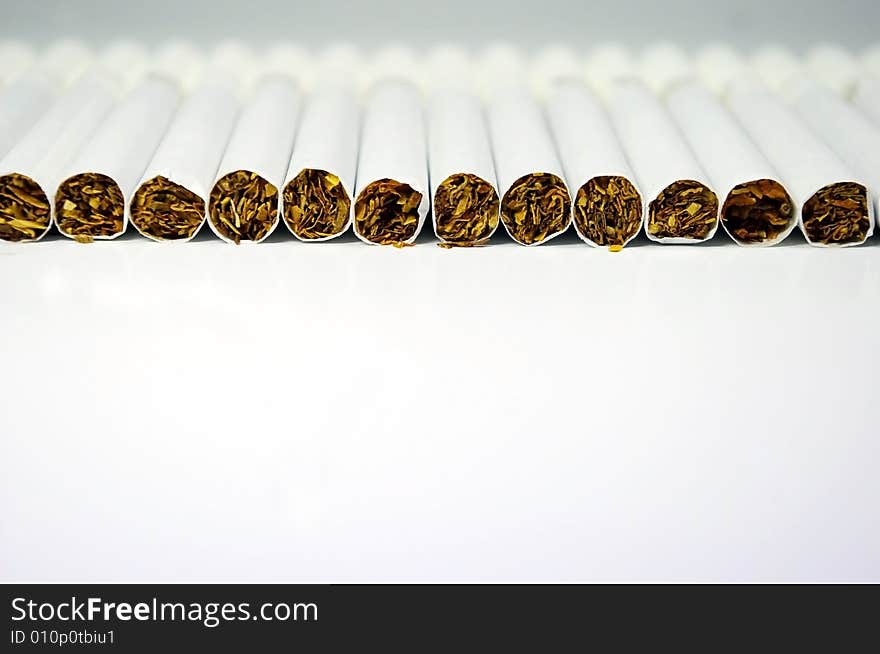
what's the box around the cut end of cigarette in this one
[0,173,51,242]
[802,182,871,246]
[354,178,422,246]
[721,179,795,245]
[131,176,205,241]
[647,180,718,241]
[283,169,351,240]
[433,173,500,246]
[500,173,571,245]
[208,170,279,244]
[55,173,125,240]
[574,176,643,250]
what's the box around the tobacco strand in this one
[0,173,51,242]
[130,175,205,241]
[208,170,278,244]
[500,172,570,245]
[283,169,350,240]
[354,178,422,246]
[434,173,499,245]
[55,173,125,240]
[574,175,642,250]
[721,179,794,244]
[647,180,718,240]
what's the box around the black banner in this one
[3,584,876,650]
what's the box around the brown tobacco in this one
[0,173,51,242]
[647,180,718,240]
[721,179,794,244]
[575,175,642,250]
[209,170,279,244]
[354,178,422,245]
[55,173,125,239]
[500,172,570,245]
[283,169,351,240]
[434,173,499,245]
[802,182,870,245]
[130,176,205,241]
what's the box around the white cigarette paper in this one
[0,41,33,85]
[783,75,880,219]
[39,40,94,87]
[353,80,429,246]
[806,45,861,97]
[605,79,719,243]
[545,79,643,249]
[639,43,694,94]
[130,79,240,242]
[280,82,359,242]
[862,45,880,78]
[207,75,301,244]
[485,85,570,246]
[852,78,880,128]
[0,71,118,243]
[695,44,748,96]
[427,84,500,246]
[54,74,179,241]
[725,80,874,246]
[666,81,797,246]
[0,71,55,159]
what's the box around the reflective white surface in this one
[2,228,879,582]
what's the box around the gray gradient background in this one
[1,0,878,50]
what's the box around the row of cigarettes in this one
[1,40,880,249]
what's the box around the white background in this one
[2,0,880,582]
[2,230,879,582]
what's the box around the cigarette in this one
[426,47,499,246]
[130,68,240,242]
[585,43,637,99]
[99,40,149,90]
[150,41,205,92]
[605,79,719,243]
[852,78,880,127]
[0,64,56,160]
[353,80,429,246]
[782,74,880,222]
[207,75,301,244]
[639,42,694,94]
[281,83,358,242]
[265,43,314,90]
[725,79,873,246]
[545,80,643,250]
[0,40,33,85]
[39,39,94,87]
[806,44,861,97]
[54,74,180,241]
[0,70,119,243]
[862,44,880,78]
[695,44,748,96]
[666,81,796,246]
[481,46,570,246]
[487,87,570,245]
